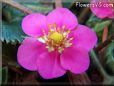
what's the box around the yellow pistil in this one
[38,24,73,53]
[49,32,63,44]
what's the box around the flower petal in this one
[17,37,45,71]
[90,0,114,19]
[22,13,47,37]
[37,51,66,79]
[60,46,90,74]
[47,8,78,30]
[70,25,97,51]
[108,12,114,19]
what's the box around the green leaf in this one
[109,20,114,36]
[0,67,8,84]
[2,21,26,44]
[1,1,54,44]
[22,2,53,14]
[86,14,102,26]
[104,41,114,75]
[86,15,112,31]
[2,4,26,44]
[62,0,75,8]
[93,21,111,33]
[86,14,112,43]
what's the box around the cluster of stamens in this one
[38,23,73,53]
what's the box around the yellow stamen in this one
[49,32,63,44]
[41,23,73,53]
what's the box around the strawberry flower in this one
[17,8,97,79]
[90,0,114,19]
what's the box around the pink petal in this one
[70,25,97,51]
[17,37,46,71]
[60,46,90,74]
[90,0,114,19]
[108,12,114,19]
[22,13,47,37]
[47,8,78,30]
[37,51,66,79]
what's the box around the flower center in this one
[38,23,73,53]
[49,32,63,44]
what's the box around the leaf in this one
[0,67,8,84]
[86,14,103,27]
[1,4,26,44]
[2,21,26,44]
[86,15,112,32]
[93,21,111,33]
[22,2,53,14]
[62,0,75,8]
[109,20,114,36]
[1,1,54,44]
[104,41,114,75]
[86,14,112,43]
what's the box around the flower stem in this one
[2,0,33,14]
[55,0,62,8]
[90,50,109,79]
[90,50,114,84]
[78,7,90,24]
[68,72,91,85]
[102,26,108,42]
[94,34,114,52]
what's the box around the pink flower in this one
[90,0,114,19]
[17,8,97,79]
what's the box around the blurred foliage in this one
[0,67,8,84]
[62,0,75,8]
[2,4,26,43]
[1,1,54,44]
[2,42,20,67]
[109,21,114,36]
[104,41,114,75]
[22,2,53,14]
[86,15,112,43]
